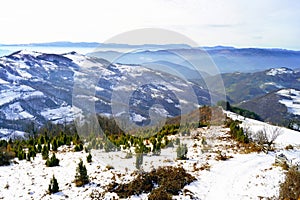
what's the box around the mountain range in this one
[0,50,212,137]
[1,44,300,137]
[88,47,300,74]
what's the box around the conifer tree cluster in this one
[227,119,249,143]
[0,122,82,165]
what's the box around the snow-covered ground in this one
[0,112,299,199]
[225,111,300,147]
[0,128,28,140]
[277,88,300,115]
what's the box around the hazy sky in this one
[1,0,299,49]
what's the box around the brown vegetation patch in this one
[108,166,196,199]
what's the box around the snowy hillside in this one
[266,67,294,76]
[277,88,300,115]
[0,111,299,199]
[0,50,212,137]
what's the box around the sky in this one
[0,0,300,50]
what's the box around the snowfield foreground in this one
[0,112,300,199]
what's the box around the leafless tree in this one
[253,126,282,147]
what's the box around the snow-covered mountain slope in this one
[226,111,300,146]
[206,67,300,105]
[239,88,300,127]
[0,50,212,136]
[0,113,299,199]
[0,51,81,133]
[277,88,300,115]
[266,67,294,76]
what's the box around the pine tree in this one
[29,146,36,158]
[74,159,89,187]
[45,141,50,152]
[39,135,45,145]
[17,148,25,160]
[86,153,92,163]
[42,145,49,160]
[176,144,188,160]
[52,138,58,151]
[74,143,83,152]
[48,175,59,194]
[26,153,30,161]
[135,153,143,170]
[45,153,59,167]
[37,143,42,153]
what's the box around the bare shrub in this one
[252,126,282,148]
[285,144,294,150]
[215,151,233,161]
[108,166,196,199]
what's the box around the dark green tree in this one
[135,153,143,170]
[48,175,59,194]
[74,144,83,152]
[37,143,42,153]
[74,159,89,187]
[86,153,92,163]
[45,153,59,167]
[42,145,49,160]
[176,144,188,160]
[39,135,45,145]
[17,148,25,160]
[52,138,58,151]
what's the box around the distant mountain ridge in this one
[0,42,191,50]
[2,43,299,74]
[89,46,300,74]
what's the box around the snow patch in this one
[41,105,82,123]
[277,89,300,115]
[130,113,147,122]
[266,67,293,76]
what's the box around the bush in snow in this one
[176,143,188,160]
[45,153,59,167]
[51,138,58,151]
[0,148,15,166]
[108,166,196,199]
[252,126,282,148]
[42,145,49,160]
[86,152,92,163]
[135,153,143,170]
[48,175,59,194]
[74,159,89,187]
[74,144,83,152]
